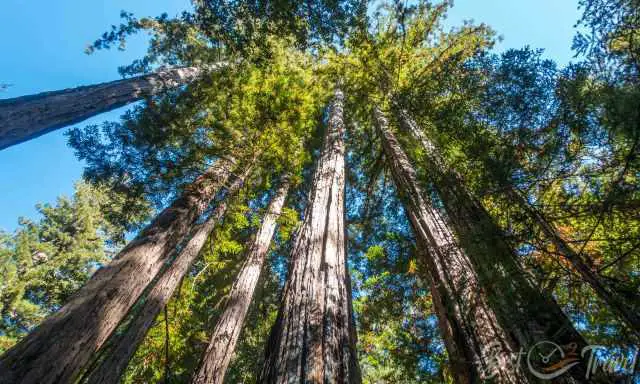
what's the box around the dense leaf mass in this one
[1,0,638,383]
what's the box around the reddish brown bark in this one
[0,65,222,150]
[395,104,640,337]
[0,157,236,384]
[83,161,253,384]
[376,106,592,383]
[192,179,290,384]
[259,90,360,384]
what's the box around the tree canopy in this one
[1,0,638,383]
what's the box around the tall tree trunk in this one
[259,90,360,384]
[0,156,236,384]
[83,161,254,384]
[394,104,640,338]
[375,106,592,383]
[0,65,220,150]
[193,178,291,384]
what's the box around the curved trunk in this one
[259,90,360,384]
[0,157,236,384]
[192,179,290,384]
[375,106,592,383]
[84,161,254,384]
[0,65,220,150]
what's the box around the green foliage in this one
[86,0,368,76]
[194,0,368,50]
[120,175,299,383]
[70,40,327,210]
[0,182,149,353]
[6,0,640,381]
[574,0,640,80]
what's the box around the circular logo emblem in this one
[527,341,580,379]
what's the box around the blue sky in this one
[0,0,581,232]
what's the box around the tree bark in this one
[394,104,640,337]
[0,65,218,150]
[259,90,360,384]
[0,156,236,384]
[84,161,254,384]
[192,178,290,384]
[375,106,592,383]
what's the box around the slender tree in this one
[193,178,290,384]
[375,106,592,383]
[0,65,225,150]
[0,156,236,384]
[259,90,360,384]
[83,158,255,384]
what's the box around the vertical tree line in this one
[193,178,290,384]
[0,156,238,384]
[375,105,592,382]
[0,0,637,383]
[83,156,257,384]
[259,90,360,384]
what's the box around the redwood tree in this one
[82,158,255,384]
[259,90,361,384]
[0,66,222,150]
[375,105,591,383]
[0,156,236,384]
[193,178,290,384]
[394,104,640,338]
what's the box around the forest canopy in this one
[0,0,638,383]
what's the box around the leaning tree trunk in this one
[193,178,290,384]
[0,65,222,150]
[394,105,640,338]
[259,90,360,384]
[83,161,254,384]
[0,156,236,384]
[375,106,592,383]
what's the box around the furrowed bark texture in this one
[85,162,253,384]
[396,103,640,337]
[0,66,208,150]
[506,187,640,338]
[0,157,236,384]
[193,179,291,384]
[376,106,591,383]
[259,90,360,384]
